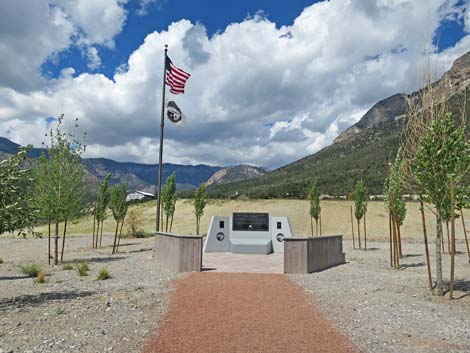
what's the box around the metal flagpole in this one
[156,44,168,236]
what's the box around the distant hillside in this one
[206,165,267,186]
[0,137,222,192]
[209,51,470,198]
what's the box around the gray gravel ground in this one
[292,240,470,353]
[0,236,179,353]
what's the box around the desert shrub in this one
[36,271,46,283]
[62,263,74,270]
[74,261,90,276]
[20,263,42,277]
[134,230,153,238]
[97,268,111,280]
[126,210,142,238]
[0,257,3,264]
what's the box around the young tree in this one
[162,172,177,232]
[384,148,407,260]
[194,184,207,235]
[95,173,111,248]
[35,117,89,265]
[126,210,141,238]
[109,183,128,254]
[308,180,321,236]
[410,113,470,295]
[354,180,368,250]
[0,148,37,236]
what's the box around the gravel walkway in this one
[143,272,357,353]
[0,236,178,353]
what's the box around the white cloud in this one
[0,0,469,169]
[86,47,102,70]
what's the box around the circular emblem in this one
[276,233,284,242]
[216,232,225,241]
[248,224,253,231]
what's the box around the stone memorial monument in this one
[204,212,293,254]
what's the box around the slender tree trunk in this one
[460,209,470,262]
[99,220,104,248]
[350,205,355,249]
[112,220,119,254]
[54,222,59,265]
[117,218,124,253]
[95,219,100,249]
[196,216,199,235]
[435,209,444,296]
[165,214,169,232]
[169,214,174,232]
[48,215,51,265]
[310,216,314,237]
[420,199,433,291]
[449,178,456,299]
[446,221,451,254]
[92,207,96,249]
[363,212,367,251]
[315,219,318,236]
[441,222,445,254]
[391,211,400,269]
[397,224,403,258]
[357,219,362,249]
[319,210,322,236]
[389,212,393,267]
[60,219,68,262]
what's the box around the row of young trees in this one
[308,179,369,250]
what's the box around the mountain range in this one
[208,51,470,198]
[0,136,265,192]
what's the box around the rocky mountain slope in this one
[209,51,470,198]
[206,165,267,186]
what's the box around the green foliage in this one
[0,147,37,235]
[413,113,470,211]
[35,272,46,284]
[74,261,90,276]
[20,263,42,277]
[62,263,74,270]
[97,268,111,280]
[308,180,321,220]
[96,173,112,223]
[162,172,177,231]
[384,148,407,226]
[134,230,153,238]
[194,184,208,234]
[35,118,89,225]
[354,180,368,221]
[109,183,128,223]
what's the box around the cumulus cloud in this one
[0,0,470,169]
[86,47,102,70]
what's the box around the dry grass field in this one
[32,199,470,243]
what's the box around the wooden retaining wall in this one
[155,232,203,273]
[284,235,345,274]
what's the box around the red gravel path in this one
[144,273,358,353]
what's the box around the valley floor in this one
[0,236,469,352]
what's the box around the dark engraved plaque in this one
[232,212,269,232]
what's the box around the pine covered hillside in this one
[209,51,470,198]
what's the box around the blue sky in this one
[42,0,320,79]
[1,0,470,168]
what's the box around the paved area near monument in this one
[143,272,357,353]
[203,252,284,273]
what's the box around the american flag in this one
[165,55,191,94]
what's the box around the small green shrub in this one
[74,261,90,276]
[20,263,42,277]
[62,263,74,270]
[35,271,46,283]
[135,230,153,238]
[97,268,111,280]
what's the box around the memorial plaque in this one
[232,212,269,231]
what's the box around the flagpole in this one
[156,44,168,236]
